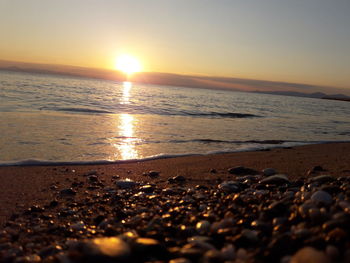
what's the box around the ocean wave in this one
[39,106,260,118]
[183,112,260,118]
[40,107,113,114]
[168,139,296,144]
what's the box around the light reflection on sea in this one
[0,70,350,162]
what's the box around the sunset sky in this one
[0,0,349,89]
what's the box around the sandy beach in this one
[1,142,349,226]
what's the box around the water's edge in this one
[1,140,347,167]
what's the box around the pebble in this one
[308,175,334,184]
[263,168,277,176]
[143,171,160,178]
[168,175,186,183]
[75,237,131,261]
[196,220,211,234]
[169,258,192,263]
[70,221,86,231]
[310,190,333,205]
[260,174,290,185]
[87,175,99,182]
[115,179,138,189]
[228,166,257,175]
[290,247,330,263]
[218,181,240,193]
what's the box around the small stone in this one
[169,258,192,263]
[203,249,223,262]
[39,245,62,258]
[185,241,215,252]
[260,174,290,185]
[228,166,258,175]
[140,184,154,193]
[290,247,330,263]
[218,181,240,193]
[50,185,58,190]
[70,221,86,231]
[325,245,339,261]
[144,171,160,178]
[59,188,76,196]
[236,248,248,261]
[76,237,130,261]
[232,229,258,247]
[312,165,325,172]
[115,179,138,189]
[188,236,211,243]
[263,168,277,176]
[88,175,99,182]
[196,221,211,234]
[168,175,186,183]
[133,238,168,259]
[18,254,41,262]
[338,200,350,213]
[86,170,98,176]
[221,244,235,260]
[326,228,347,243]
[310,190,333,205]
[309,175,334,184]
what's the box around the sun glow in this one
[115,54,141,75]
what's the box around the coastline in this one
[1,142,349,226]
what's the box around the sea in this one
[1,70,349,165]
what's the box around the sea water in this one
[0,70,349,164]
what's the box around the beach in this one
[0,143,350,263]
[1,142,350,262]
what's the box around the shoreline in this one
[1,142,350,226]
[0,140,347,167]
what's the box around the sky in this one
[0,0,350,89]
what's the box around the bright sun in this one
[115,54,141,75]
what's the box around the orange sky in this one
[0,0,349,90]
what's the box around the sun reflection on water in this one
[114,81,139,160]
[121,81,132,104]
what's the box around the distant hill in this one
[253,90,350,100]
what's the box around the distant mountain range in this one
[1,60,349,100]
[253,90,350,100]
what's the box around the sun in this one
[115,54,141,75]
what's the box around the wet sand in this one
[1,142,349,226]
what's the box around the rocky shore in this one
[1,165,350,262]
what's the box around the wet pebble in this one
[228,166,258,175]
[196,221,211,234]
[263,168,277,176]
[310,190,333,205]
[168,175,186,184]
[143,171,160,178]
[290,247,330,263]
[260,174,290,185]
[218,181,240,193]
[70,237,131,262]
[308,175,334,184]
[115,179,138,189]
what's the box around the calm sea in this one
[0,70,349,165]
